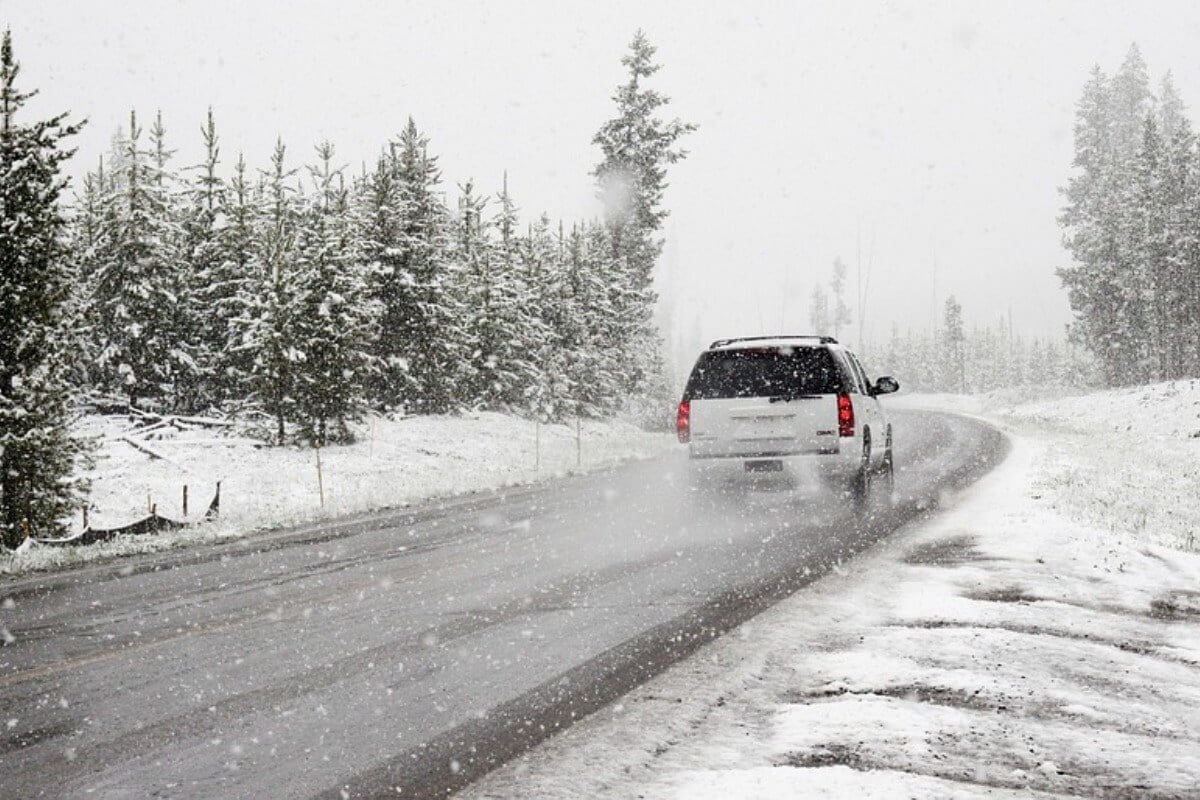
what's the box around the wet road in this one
[0,410,1006,799]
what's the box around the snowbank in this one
[890,379,1200,437]
[894,381,1200,553]
[1,412,672,575]
[460,386,1200,798]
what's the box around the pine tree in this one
[374,118,460,414]
[451,176,541,410]
[289,142,376,445]
[358,150,405,408]
[147,111,201,410]
[87,110,190,409]
[592,31,695,400]
[490,175,544,408]
[519,215,572,419]
[1157,108,1198,378]
[235,138,299,443]
[217,152,260,402]
[1181,130,1200,377]
[1111,44,1151,161]
[1159,72,1186,143]
[940,296,965,392]
[451,178,490,406]
[578,221,630,411]
[182,108,230,408]
[561,221,615,414]
[1053,44,1200,388]
[0,31,87,545]
[1128,114,1166,381]
[808,284,830,334]
[830,256,852,339]
[67,158,106,389]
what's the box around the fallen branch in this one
[120,436,165,460]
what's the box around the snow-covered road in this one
[461,394,1200,800]
[0,410,1002,799]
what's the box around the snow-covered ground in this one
[1,412,672,575]
[893,381,1200,553]
[459,383,1200,798]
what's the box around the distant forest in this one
[805,258,1093,395]
[867,300,1093,395]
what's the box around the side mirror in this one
[872,376,899,396]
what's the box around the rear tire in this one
[878,427,895,506]
[850,434,872,516]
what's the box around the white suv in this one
[676,335,899,507]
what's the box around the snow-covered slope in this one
[890,379,1200,437]
[1006,379,1200,437]
[891,380,1200,553]
[2,413,672,574]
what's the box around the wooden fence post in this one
[315,445,325,508]
[182,484,189,518]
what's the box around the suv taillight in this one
[676,400,691,443]
[837,392,855,437]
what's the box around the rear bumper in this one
[686,445,860,484]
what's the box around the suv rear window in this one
[684,347,844,399]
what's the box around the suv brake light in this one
[837,392,855,437]
[676,400,691,443]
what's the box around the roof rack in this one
[707,335,838,349]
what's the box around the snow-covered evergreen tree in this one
[451,176,540,410]
[86,110,192,409]
[67,159,107,388]
[519,215,572,419]
[233,138,299,443]
[1157,105,1199,378]
[1058,66,1121,383]
[561,221,616,415]
[0,31,87,545]
[358,151,405,408]
[809,284,830,334]
[939,296,965,392]
[181,108,231,408]
[830,256,852,339]
[216,152,260,403]
[289,142,376,444]
[592,31,695,400]
[372,118,461,414]
[1060,45,1200,385]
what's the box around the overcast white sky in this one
[8,0,1200,371]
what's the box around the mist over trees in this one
[1059,44,1200,386]
[871,312,1093,396]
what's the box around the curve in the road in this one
[0,410,1007,800]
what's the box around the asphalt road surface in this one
[0,410,1006,799]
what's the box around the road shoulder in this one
[458,429,1200,799]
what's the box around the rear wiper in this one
[768,393,821,403]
